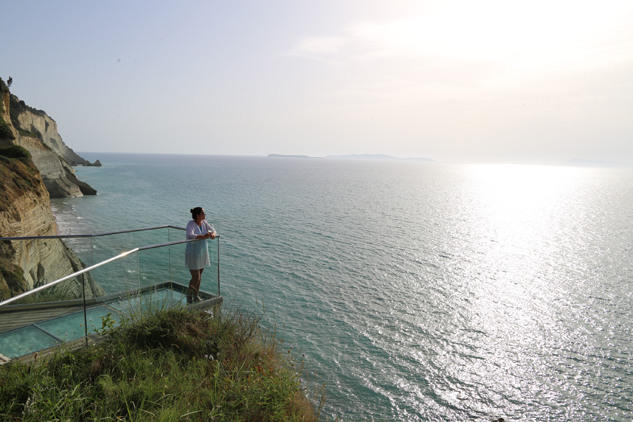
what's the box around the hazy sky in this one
[2,0,632,164]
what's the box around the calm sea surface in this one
[51,153,633,421]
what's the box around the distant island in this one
[268,153,434,162]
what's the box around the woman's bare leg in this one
[195,269,204,298]
[188,269,202,302]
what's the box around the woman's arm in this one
[186,221,198,239]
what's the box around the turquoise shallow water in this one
[51,153,633,421]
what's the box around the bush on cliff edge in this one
[0,145,31,160]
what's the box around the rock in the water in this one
[64,168,97,195]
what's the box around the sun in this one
[352,0,633,70]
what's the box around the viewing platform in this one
[0,226,222,364]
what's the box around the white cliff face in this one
[17,135,83,198]
[16,110,87,166]
[9,95,96,198]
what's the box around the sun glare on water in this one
[459,164,586,334]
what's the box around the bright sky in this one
[2,0,632,164]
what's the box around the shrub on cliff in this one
[0,80,15,140]
[0,145,31,160]
[0,119,13,140]
[0,259,27,299]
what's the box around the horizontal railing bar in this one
[0,225,186,241]
[0,236,219,308]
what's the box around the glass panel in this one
[169,227,191,293]
[91,231,139,292]
[0,228,204,360]
[11,273,86,307]
[0,237,95,339]
[0,325,60,359]
[201,237,219,297]
[91,227,171,293]
[109,287,186,318]
[36,306,121,342]
[61,237,93,268]
[1,237,98,306]
[138,240,170,291]
[91,248,139,296]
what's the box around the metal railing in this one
[0,226,221,357]
[0,225,188,241]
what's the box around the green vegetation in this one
[0,145,31,160]
[0,260,25,288]
[0,118,13,140]
[0,240,27,299]
[9,95,47,129]
[0,307,323,421]
[0,83,14,138]
[16,128,43,142]
[0,259,27,299]
[0,79,15,140]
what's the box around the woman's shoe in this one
[194,295,202,303]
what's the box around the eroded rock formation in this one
[0,78,104,300]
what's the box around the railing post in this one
[82,274,88,345]
[169,227,172,285]
[137,250,141,291]
[217,237,220,297]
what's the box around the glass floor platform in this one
[0,284,214,360]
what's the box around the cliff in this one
[2,84,97,198]
[0,79,103,301]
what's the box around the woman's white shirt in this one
[186,220,215,240]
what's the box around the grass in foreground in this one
[0,306,323,421]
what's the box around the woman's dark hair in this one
[190,207,203,219]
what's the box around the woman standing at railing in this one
[185,207,216,303]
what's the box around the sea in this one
[50,153,633,421]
